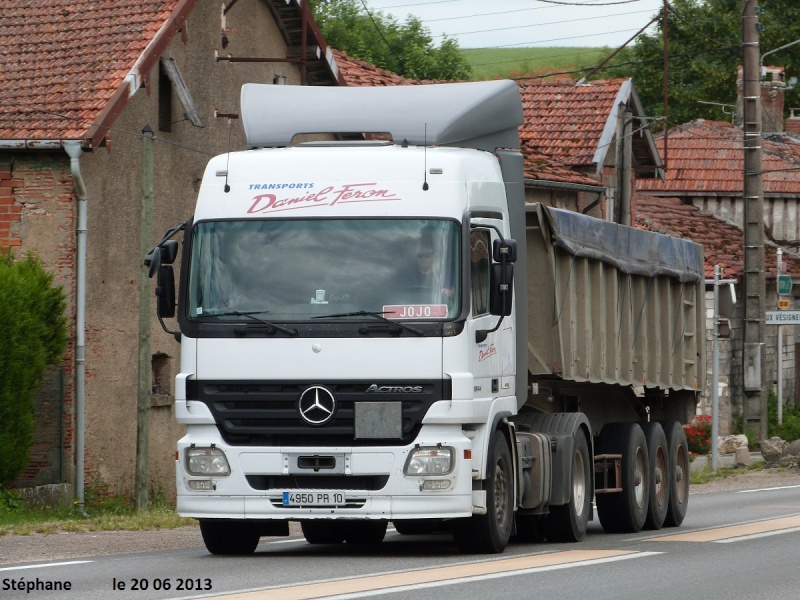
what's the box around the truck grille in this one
[186,380,448,447]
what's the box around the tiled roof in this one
[633,193,800,280]
[523,151,603,187]
[637,120,800,196]
[332,49,411,87]
[517,78,627,169]
[0,0,194,146]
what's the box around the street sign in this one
[766,310,800,325]
[778,274,793,295]
[778,298,792,309]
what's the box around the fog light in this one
[422,479,451,490]
[188,479,214,491]
[186,447,231,476]
[404,446,454,475]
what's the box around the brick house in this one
[0,0,337,498]
[635,73,800,431]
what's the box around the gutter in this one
[63,141,88,515]
[525,178,607,215]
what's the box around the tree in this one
[608,0,800,128]
[311,0,472,81]
[0,252,68,487]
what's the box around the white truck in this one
[146,80,705,555]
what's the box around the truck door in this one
[467,227,510,394]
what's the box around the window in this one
[471,229,491,316]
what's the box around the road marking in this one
[0,560,93,572]
[208,550,655,600]
[736,484,800,493]
[653,515,800,543]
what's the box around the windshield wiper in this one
[200,310,298,336]
[311,310,424,336]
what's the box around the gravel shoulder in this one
[2,467,799,566]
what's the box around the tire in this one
[393,519,438,535]
[452,433,514,554]
[641,422,670,530]
[595,423,649,533]
[543,429,591,542]
[661,420,690,527]
[199,519,260,555]
[300,520,345,544]
[344,521,388,544]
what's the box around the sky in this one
[367,0,667,49]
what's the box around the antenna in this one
[224,117,233,193]
[422,123,429,191]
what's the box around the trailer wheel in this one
[300,520,345,544]
[199,520,260,555]
[344,521,388,544]
[543,429,591,542]
[595,423,649,533]
[452,433,513,554]
[661,420,690,527]
[641,422,670,530]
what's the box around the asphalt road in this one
[2,475,800,600]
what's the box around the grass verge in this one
[0,490,194,537]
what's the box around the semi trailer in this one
[146,79,705,554]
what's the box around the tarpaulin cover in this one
[538,204,704,284]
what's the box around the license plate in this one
[282,491,346,507]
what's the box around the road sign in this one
[778,298,792,309]
[778,274,793,295]
[766,310,800,325]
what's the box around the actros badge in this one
[298,385,336,425]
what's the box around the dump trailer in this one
[146,79,705,555]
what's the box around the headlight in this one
[186,447,231,476]
[404,446,454,475]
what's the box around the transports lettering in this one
[248,182,315,190]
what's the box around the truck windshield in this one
[187,219,461,322]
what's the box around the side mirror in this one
[493,238,517,263]
[144,240,179,278]
[144,246,161,278]
[156,265,176,319]
[489,263,514,316]
[160,240,179,264]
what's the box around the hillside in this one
[461,46,633,81]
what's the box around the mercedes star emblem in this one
[298,385,336,425]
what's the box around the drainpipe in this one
[63,141,88,514]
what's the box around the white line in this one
[317,552,663,599]
[0,560,93,572]
[714,526,800,543]
[736,484,800,494]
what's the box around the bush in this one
[768,392,800,443]
[0,251,67,487]
[684,415,712,455]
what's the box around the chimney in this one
[736,65,787,132]
[787,108,800,136]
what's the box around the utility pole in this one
[136,125,154,512]
[741,0,768,441]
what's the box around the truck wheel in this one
[543,429,591,542]
[452,433,513,554]
[344,521,388,544]
[641,422,670,530]
[595,423,649,533]
[199,519,260,555]
[300,520,345,544]
[661,420,690,527]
